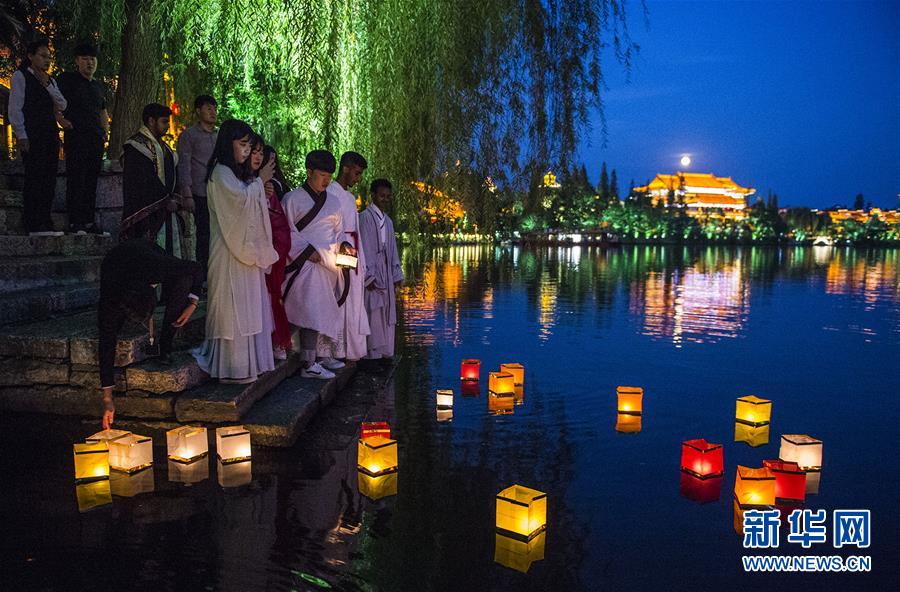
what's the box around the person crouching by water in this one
[98,239,202,429]
[192,120,279,384]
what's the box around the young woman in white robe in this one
[192,119,279,383]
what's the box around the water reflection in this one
[168,458,209,484]
[110,467,155,497]
[494,531,546,573]
[217,460,252,488]
[75,480,112,513]
[734,422,770,447]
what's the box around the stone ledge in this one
[0,384,174,419]
[126,352,209,394]
[0,283,99,326]
[0,234,113,258]
[0,255,103,293]
[0,357,69,386]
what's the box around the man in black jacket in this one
[98,239,203,428]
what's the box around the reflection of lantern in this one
[680,439,724,479]
[360,421,391,439]
[805,471,821,495]
[108,433,153,473]
[215,426,252,464]
[733,498,747,534]
[357,436,398,476]
[734,422,769,447]
[110,467,155,497]
[461,359,481,381]
[167,426,209,463]
[461,382,480,397]
[494,531,546,573]
[615,413,642,434]
[217,459,252,488]
[514,385,524,405]
[495,484,547,541]
[436,408,453,422]
[763,459,806,503]
[436,389,454,409]
[616,386,643,415]
[74,441,110,482]
[168,458,209,484]
[735,395,772,426]
[358,469,398,500]
[734,465,775,508]
[87,429,131,444]
[500,363,525,386]
[488,391,515,415]
[779,434,823,471]
[76,480,112,512]
[680,472,722,504]
[489,372,515,394]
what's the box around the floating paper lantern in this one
[494,531,546,573]
[436,388,454,409]
[436,408,453,422]
[168,458,209,484]
[76,480,112,513]
[217,459,252,488]
[615,413,642,434]
[735,395,772,427]
[489,372,515,395]
[461,382,480,397]
[779,434,823,471]
[734,465,775,508]
[108,433,153,473]
[358,468,398,500]
[495,484,547,541]
[500,363,525,386]
[87,429,132,444]
[335,253,358,269]
[679,472,722,504]
[166,426,209,463]
[110,467,155,497]
[763,459,806,503]
[616,386,643,415]
[460,359,481,381]
[488,391,515,415]
[73,441,110,482]
[215,426,252,464]
[734,422,769,447]
[357,436,398,476]
[680,439,724,479]
[360,421,391,440]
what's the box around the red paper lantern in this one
[460,359,481,382]
[679,472,722,504]
[763,459,806,504]
[360,421,391,440]
[680,439,724,479]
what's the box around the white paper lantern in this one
[108,433,153,473]
[436,388,454,409]
[167,426,209,463]
[779,434,823,471]
[216,426,252,464]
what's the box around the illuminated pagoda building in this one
[541,170,561,189]
[634,172,755,219]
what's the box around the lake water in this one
[2,245,898,591]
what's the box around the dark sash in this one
[282,187,328,300]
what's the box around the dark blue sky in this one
[579,0,899,209]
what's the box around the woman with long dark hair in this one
[192,119,279,383]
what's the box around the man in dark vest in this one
[8,39,70,236]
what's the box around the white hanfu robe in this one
[281,185,342,340]
[192,165,279,380]
[316,181,371,360]
[359,204,403,359]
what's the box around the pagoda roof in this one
[635,172,755,195]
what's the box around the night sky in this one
[579,0,899,209]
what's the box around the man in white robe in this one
[359,179,403,360]
[281,150,342,379]
[317,151,371,365]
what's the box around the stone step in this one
[174,355,301,423]
[0,255,103,293]
[125,352,209,395]
[243,363,357,447]
[0,189,23,208]
[0,234,114,257]
[0,383,176,419]
[0,283,99,326]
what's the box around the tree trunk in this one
[108,0,160,161]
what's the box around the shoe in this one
[273,348,288,361]
[301,362,335,380]
[319,357,345,370]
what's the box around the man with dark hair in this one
[120,103,182,253]
[58,42,110,235]
[8,39,69,236]
[98,238,203,429]
[176,94,218,270]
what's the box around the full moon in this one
[680,155,691,167]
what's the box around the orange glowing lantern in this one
[616,386,643,415]
[360,421,391,440]
[778,434,823,471]
[680,472,722,504]
[615,413,642,434]
[763,459,806,504]
[500,363,525,386]
[734,465,775,508]
[735,395,772,427]
[680,439,724,479]
[460,359,481,381]
[734,422,769,447]
[357,436,398,476]
[496,484,547,541]
[494,531,546,573]
[489,372,515,395]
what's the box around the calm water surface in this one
[2,245,898,591]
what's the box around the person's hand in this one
[264,181,275,197]
[308,251,322,264]
[259,158,275,183]
[17,138,29,154]
[172,301,198,327]
[56,113,74,130]
[34,69,50,86]
[182,197,196,213]
[166,198,178,212]
[102,408,115,430]
[101,387,115,429]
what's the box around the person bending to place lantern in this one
[192,119,279,383]
[359,179,404,363]
[281,150,343,379]
[98,239,203,429]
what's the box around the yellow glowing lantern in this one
[436,388,454,409]
[215,426,252,464]
[110,467,155,497]
[735,395,772,427]
[488,371,515,395]
[76,480,112,513]
[108,433,153,473]
[616,386,643,415]
[734,465,775,508]
[217,459,252,488]
[734,422,769,447]
[494,531,546,573]
[87,429,132,444]
[166,426,209,463]
[615,413,642,434]
[436,408,453,422]
[168,458,209,484]
[357,436,398,476]
[488,391,515,415]
[358,468,398,500]
[500,363,525,386]
[73,441,110,482]
[495,484,547,541]
[779,434,823,471]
